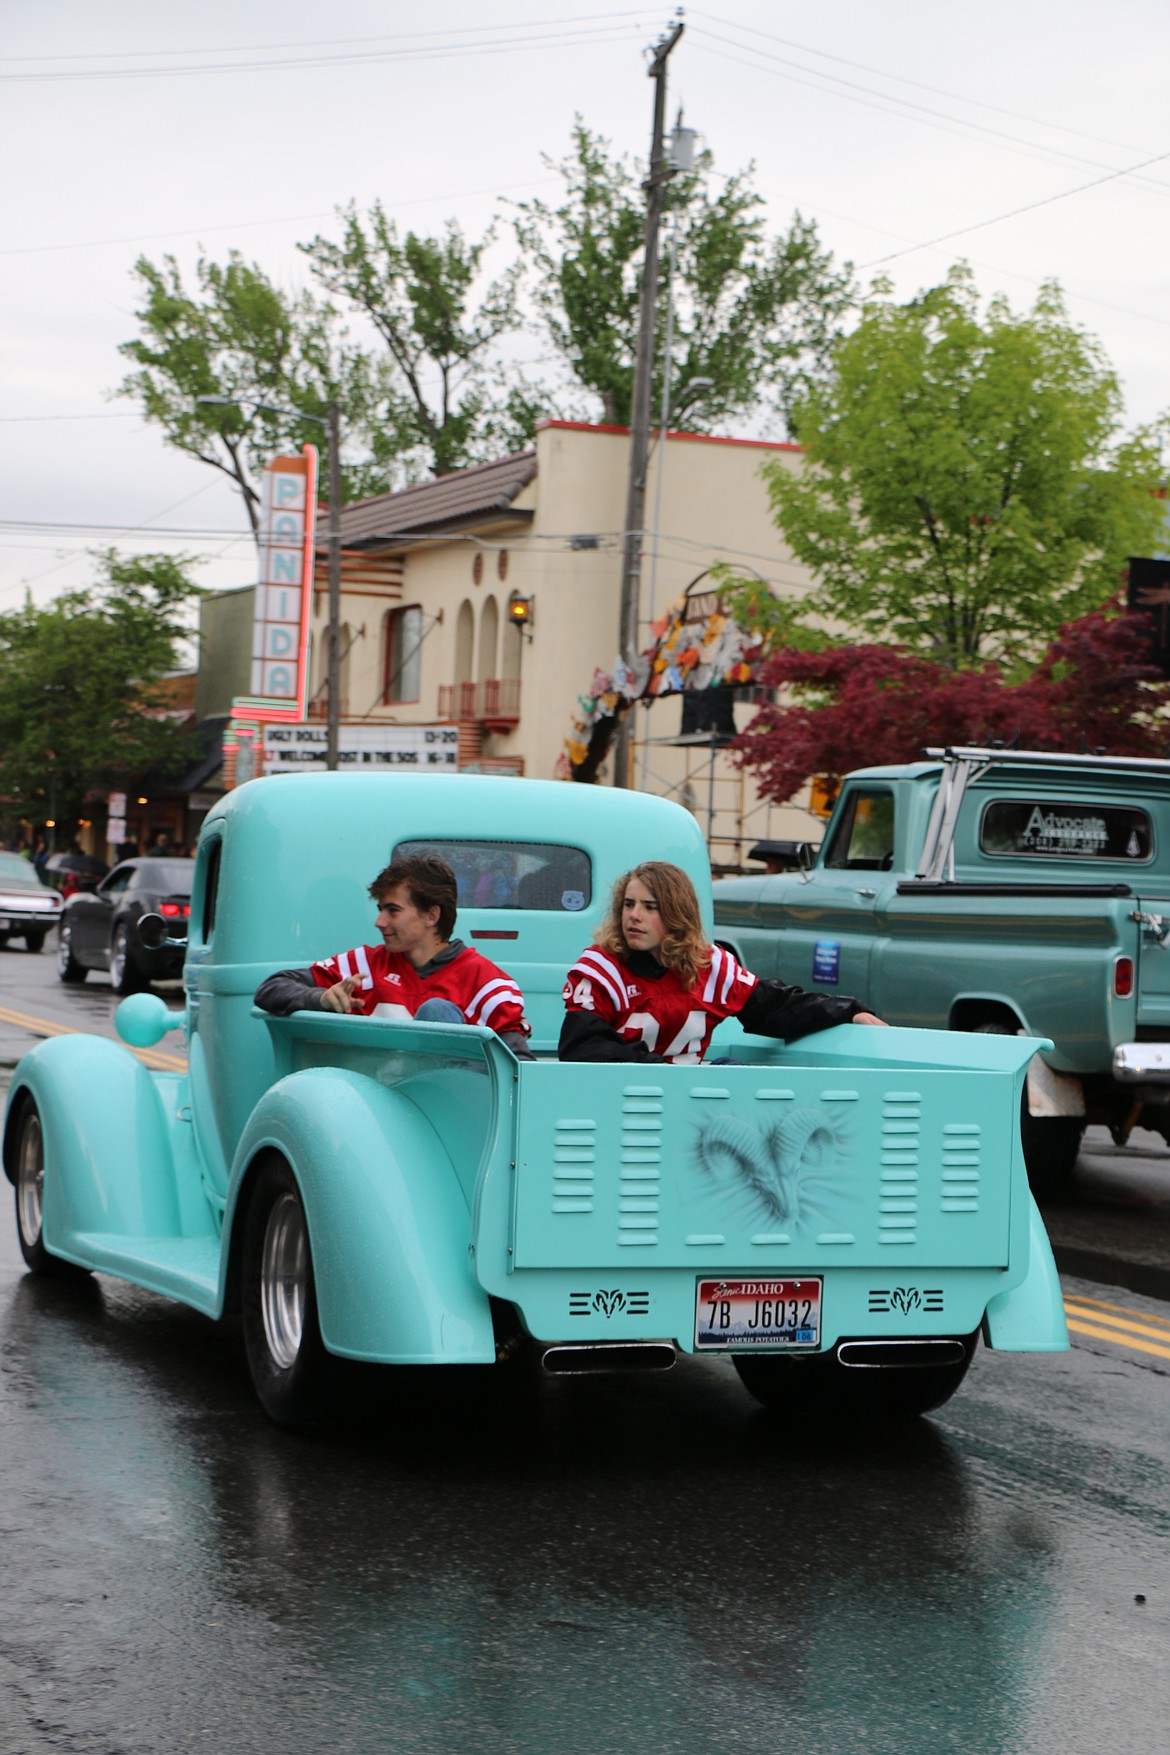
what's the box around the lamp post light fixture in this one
[507,590,535,641]
[196,394,343,770]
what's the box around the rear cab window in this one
[393,839,591,913]
[979,800,1153,862]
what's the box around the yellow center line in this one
[1064,1301,1170,1346]
[1066,1316,1170,1363]
[1064,1291,1170,1333]
[0,1002,187,1073]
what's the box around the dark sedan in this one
[56,857,193,993]
[0,853,64,952]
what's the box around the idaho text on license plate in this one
[695,1278,822,1350]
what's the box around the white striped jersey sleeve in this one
[700,945,757,1018]
[562,948,631,1023]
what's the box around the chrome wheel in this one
[16,1109,44,1251]
[110,925,143,995]
[260,1191,308,1371]
[243,1159,331,1425]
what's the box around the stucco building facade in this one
[287,419,822,861]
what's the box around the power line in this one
[0,10,647,64]
[688,26,1170,198]
[860,148,1170,268]
[0,412,142,424]
[0,21,639,84]
[688,7,1165,165]
[0,175,560,258]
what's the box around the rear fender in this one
[227,1068,495,1364]
[982,1194,1069,1351]
[2,1035,182,1257]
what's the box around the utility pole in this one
[612,16,684,788]
[324,399,343,772]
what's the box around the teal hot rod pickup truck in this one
[714,746,1170,1198]
[4,773,1066,1428]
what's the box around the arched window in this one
[383,604,422,704]
[454,599,475,684]
[477,594,499,684]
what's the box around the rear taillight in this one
[1115,956,1134,998]
[159,901,190,918]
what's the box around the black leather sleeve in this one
[558,1010,664,1063]
[253,968,325,1015]
[737,978,862,1043]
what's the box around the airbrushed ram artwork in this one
[3,774,1066,1429]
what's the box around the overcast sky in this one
[3,0,1168,617]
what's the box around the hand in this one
[320,974,361,1013]
[852,1010,888,1026]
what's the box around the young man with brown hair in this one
[255,852,533,1056]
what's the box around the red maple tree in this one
[734,605,1170,805]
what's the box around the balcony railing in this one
[438,677,521,728]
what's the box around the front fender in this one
[3,1036,182,1258]
[228,1068,495,1364]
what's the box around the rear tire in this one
[10,1099,88,1278]
[974,1022,1082,1199]
[734,1333,978,1421]
[56,922,88,984]
[242,1158,335,1428]
[23,930,47,953]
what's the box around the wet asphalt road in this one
[1,944,1169,1754]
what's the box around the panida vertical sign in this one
[235,447,318,719]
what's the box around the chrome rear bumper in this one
[1113,1042,1170,1083]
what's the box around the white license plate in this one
[695,1278,822,1350]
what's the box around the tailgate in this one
[511,1061,1015,1271]
[1135,891,1170,1027]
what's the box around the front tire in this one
[242,1158,335,1427]
[110,924,145,995]
[56,922,88,984]
[734,1334,977,1421]
[10,1099,87,1277]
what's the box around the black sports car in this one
[56,857,193,993]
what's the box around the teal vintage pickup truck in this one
[4,772,1065,1428]
[714,746,1170,1196]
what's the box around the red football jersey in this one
[561,944,757,1064]
[311,942,529,1037]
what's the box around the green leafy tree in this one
[117,251,381,544]
[301,204,535,479]
[765,267,1168,669]
[0,553,202,830]
[514,120,854,428]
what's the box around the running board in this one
[62,1232,221,1315]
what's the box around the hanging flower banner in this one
[558,577,767,781]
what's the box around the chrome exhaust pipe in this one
[836,1338,969,1369]
[541,1341,677,1376]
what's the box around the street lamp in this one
[197,394,344,770]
